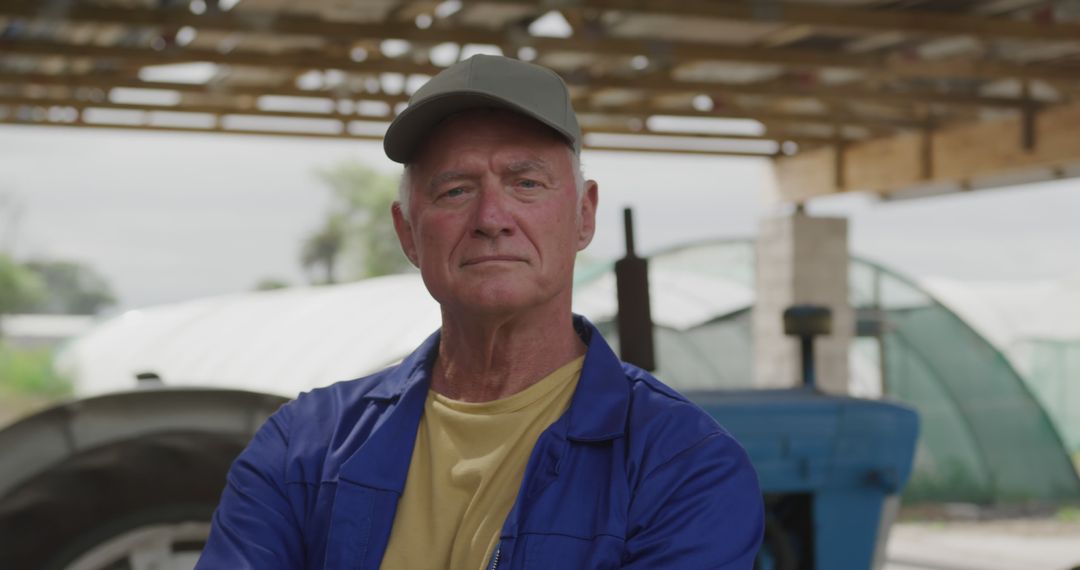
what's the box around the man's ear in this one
[391,202,420,267]
[576,180,599,251]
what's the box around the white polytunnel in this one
[57,255,755,399]
[57,274,442,398]
[50,239,1080,505]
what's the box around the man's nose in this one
[472,185,515,239]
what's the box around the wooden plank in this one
[11,0,1080,45]
[0,94,395,124]
[584,101,919,129]
[0,99,785,156]
[773,100,1080,201]
[0,115,776,157]
[3,69,1021,117]
[584,145,773,157]
[583,122,842,144]
[843,131,924,192]
[0,92,831,146]
[3,4,1080,82]
[0,39,442,75]
[0,116,369,141]
[580,75,1032,109]
[774,146,837,203]
[0,73,908,130]
[0,72,410,106]
[932,103,1080,180]
[492,0,1080,42]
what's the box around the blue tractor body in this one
[691,387,920,569]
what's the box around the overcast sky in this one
[2,124,1078,312]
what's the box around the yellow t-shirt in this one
[380,356,584,570]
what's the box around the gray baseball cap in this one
[383,54,581,163]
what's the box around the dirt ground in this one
[885,516,1080,570]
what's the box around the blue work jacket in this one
[198,318,764,569]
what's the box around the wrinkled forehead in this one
[408,109,574,172]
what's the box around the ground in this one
[885,516,1080,570]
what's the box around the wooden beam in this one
[0,72,410,107]
[0,116,374,141]
[0,73,1010,141]
[755,24,817,49]
[0,72,909,131]
[13,0,1080,48]
[583,101,922,130]
[0,39,442,76]
[583,145,774,158]
[3,4,1079,83]
[487,0,1080,43]
[4,64,1027,121]
[0,94,395,124]
[579,75,1035,109]
[582,122,842,145]
[773,100,1080,201]
[0,92,836,152]
[0,115,775,157]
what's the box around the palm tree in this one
[301,162,413,284]
[0,255,44,337]
[301,213,346,285]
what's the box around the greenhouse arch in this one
[574,238,1080,504]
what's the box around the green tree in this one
[302,162,412,283]
[22,260,116,315]
[301,213,346,285]
[254,277,291,291]
[0,255,44,320]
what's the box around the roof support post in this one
[753,211,853,394]
[1021,81,1037,152]
[920,111,935,181]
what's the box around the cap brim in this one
[383,89,577,163]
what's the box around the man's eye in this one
[517,179,541,189]
[442,187,466,199]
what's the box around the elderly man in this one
[198,55,763,569]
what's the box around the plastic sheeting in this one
[922,278,1080,457]
[59,258,754,398]
[59,239,1080,504]
[575,240,1080,504]
[57,275,443,397]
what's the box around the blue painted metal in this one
[689,387,920,570]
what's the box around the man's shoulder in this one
[281,330,439,432]
[620,362,725,437]
[299,364,401,404]
[275,363,410,441]
[247,363,417,484]
[615,363,746,477]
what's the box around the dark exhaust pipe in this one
[615,207,656,372]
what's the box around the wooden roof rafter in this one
[0,36,1056,133]
[479,0,1080,42]
[0,71,907,133]
[1,0,1079,182]
[1,3,1079,84]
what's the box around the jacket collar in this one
[364,330,441,401]
[565,315,630,442]
[331,315,632,564]
[336,332,437,491]
[357,314,631,438]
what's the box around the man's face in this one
[392,110,598,319]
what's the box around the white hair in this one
[396,146,586,222]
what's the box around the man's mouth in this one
[461,255,526,266]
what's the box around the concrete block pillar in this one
[753,211,853,394]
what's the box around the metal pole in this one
[801,335,815,389]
